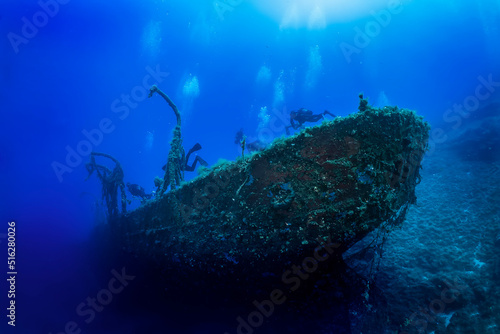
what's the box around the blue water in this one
[1,0,499,333]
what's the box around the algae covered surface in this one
[115,101,430,288]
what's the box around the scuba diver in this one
[162,143,208,173]
[235,128,267,153]
[285,108,336,135]
[246,140,267,153]
[126,183,152,200]
[234,128,244,145]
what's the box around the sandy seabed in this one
[347,144,500,334]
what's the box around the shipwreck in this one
[105,90,430,301]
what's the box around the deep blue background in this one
[1,0,499,333]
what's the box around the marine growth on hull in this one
[104,93,430,297]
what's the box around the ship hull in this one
[113,105,429,294]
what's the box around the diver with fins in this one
[234,128,267,153]
[162,142,208,173]
[127,143,207,203]
[286,109,336,135]
[126,183,153,200]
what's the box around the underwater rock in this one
[113,102,430,297]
